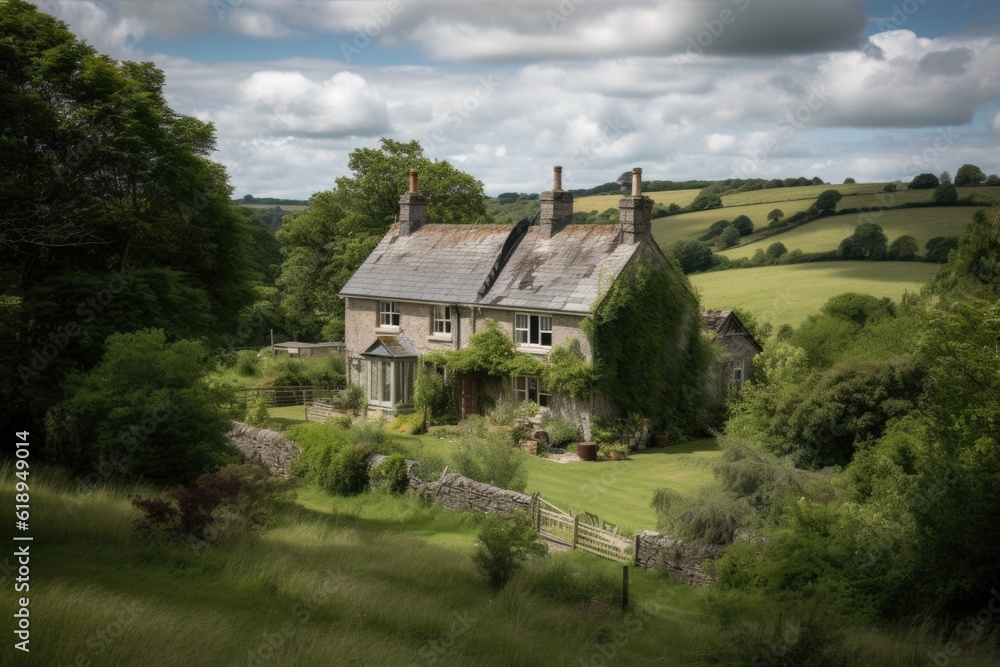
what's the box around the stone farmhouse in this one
[339,166,709,431]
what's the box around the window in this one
[379,301,400,327]
[514,313,552,346]
[732,359,744,389]
[514,376,550,407]
[366,359,415,408]
[432,305,451,335]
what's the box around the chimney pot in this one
[409,168,419,194]
[553,166,563,192]
[399,168,427,236]
[631,167,642,197]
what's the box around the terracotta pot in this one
[654,434,670,446]
[576,442,597,461]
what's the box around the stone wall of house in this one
[227,423,301,478]
[634,531,724,586]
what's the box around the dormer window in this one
[515,313,552,347]
[379,301,400,327]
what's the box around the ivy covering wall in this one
[584,258,716,437]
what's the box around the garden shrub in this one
[651,487,751,545]
[451,423,528,492]
[370,453,409,494]
[234,349,261,377]
[243,396,273,428]
[328,445,371,496]
[472,511,547,590]
[290,423,371,495]
[542,418,580,447]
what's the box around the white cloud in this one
[992,112,1000,134]
[706,133,736,154]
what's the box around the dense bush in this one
[472,511,547,590]
[370,453,409,494]
[291,422,373,495]
[234,350,262,377]
[908,173,940,189]
[543,417,580,446]
[651,487,750,545]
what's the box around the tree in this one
[669,240,714,274]
[938,170,952,185]
[883,183,898,193]
[45,329,237,483]
[700,219,731,241]
[715,225,740,250]
[837,222,887,260]
[931,207,1000,299]
[766,208,785,226]
[932,182,958,205]
[954,163,986,186]
[765,242,788,260]
[985,174,999,186]
[689,185,723,210]
[731,214,754,236]
[908,173,939,189]
[275,139,489,340]
[887,235,919,261]
[616,171,633,193]
[843,177,856,184]
[924,236,959,264]
[0,1,259,452]
[810,189,843,216]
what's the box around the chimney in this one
[618,167,652,244]
[399,168,427,236]
[539,166,573,238]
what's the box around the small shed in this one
[702,310,762,390]
[272,341,345,358]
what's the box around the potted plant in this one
[606,444,630,461]
[654,432,669,446]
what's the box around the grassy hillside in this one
[5,462,993,666]
[719,206,980,260]
[575,188,701,215]
[719,182,887,207]
[690,261,939,329]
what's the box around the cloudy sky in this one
[38,0,1000,198]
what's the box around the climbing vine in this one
[586,258,716,437]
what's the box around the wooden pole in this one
[622,565,629,612]
[572,514,580,549]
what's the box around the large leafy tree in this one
[0,2,259,450]
[276,138,490,340]
[953,163,986,187]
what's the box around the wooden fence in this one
[236,386,339,408]
[531,497,634,564]
[305,401,351,423]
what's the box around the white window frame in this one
[432,305,452,336]
[514,313,552,347]
[514,376,551,408]
[366,358,415,409]
[732,359,744,389]
[379,301,400,328]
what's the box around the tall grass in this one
[4,463,995,666]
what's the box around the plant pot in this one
[654,434,669,446]
[576,442,597,461]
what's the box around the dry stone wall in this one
[634,531,724,586]
[227,422,301,478]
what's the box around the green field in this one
[690,261,939,329]
[719,182,887,207]
[652,200,817,246]
[719,206,980,260]
[575,188,701,215]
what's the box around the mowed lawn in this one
[521,440,720,534]
[691,261,939,329]
[719,206,980,260]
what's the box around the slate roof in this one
[340,222,654,314]
[362,333,419,358]
[701,310,763,352]
[340,224,514,305]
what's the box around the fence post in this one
[634,534,641,567]
[622,565,629,612]
[572,514,580,549]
